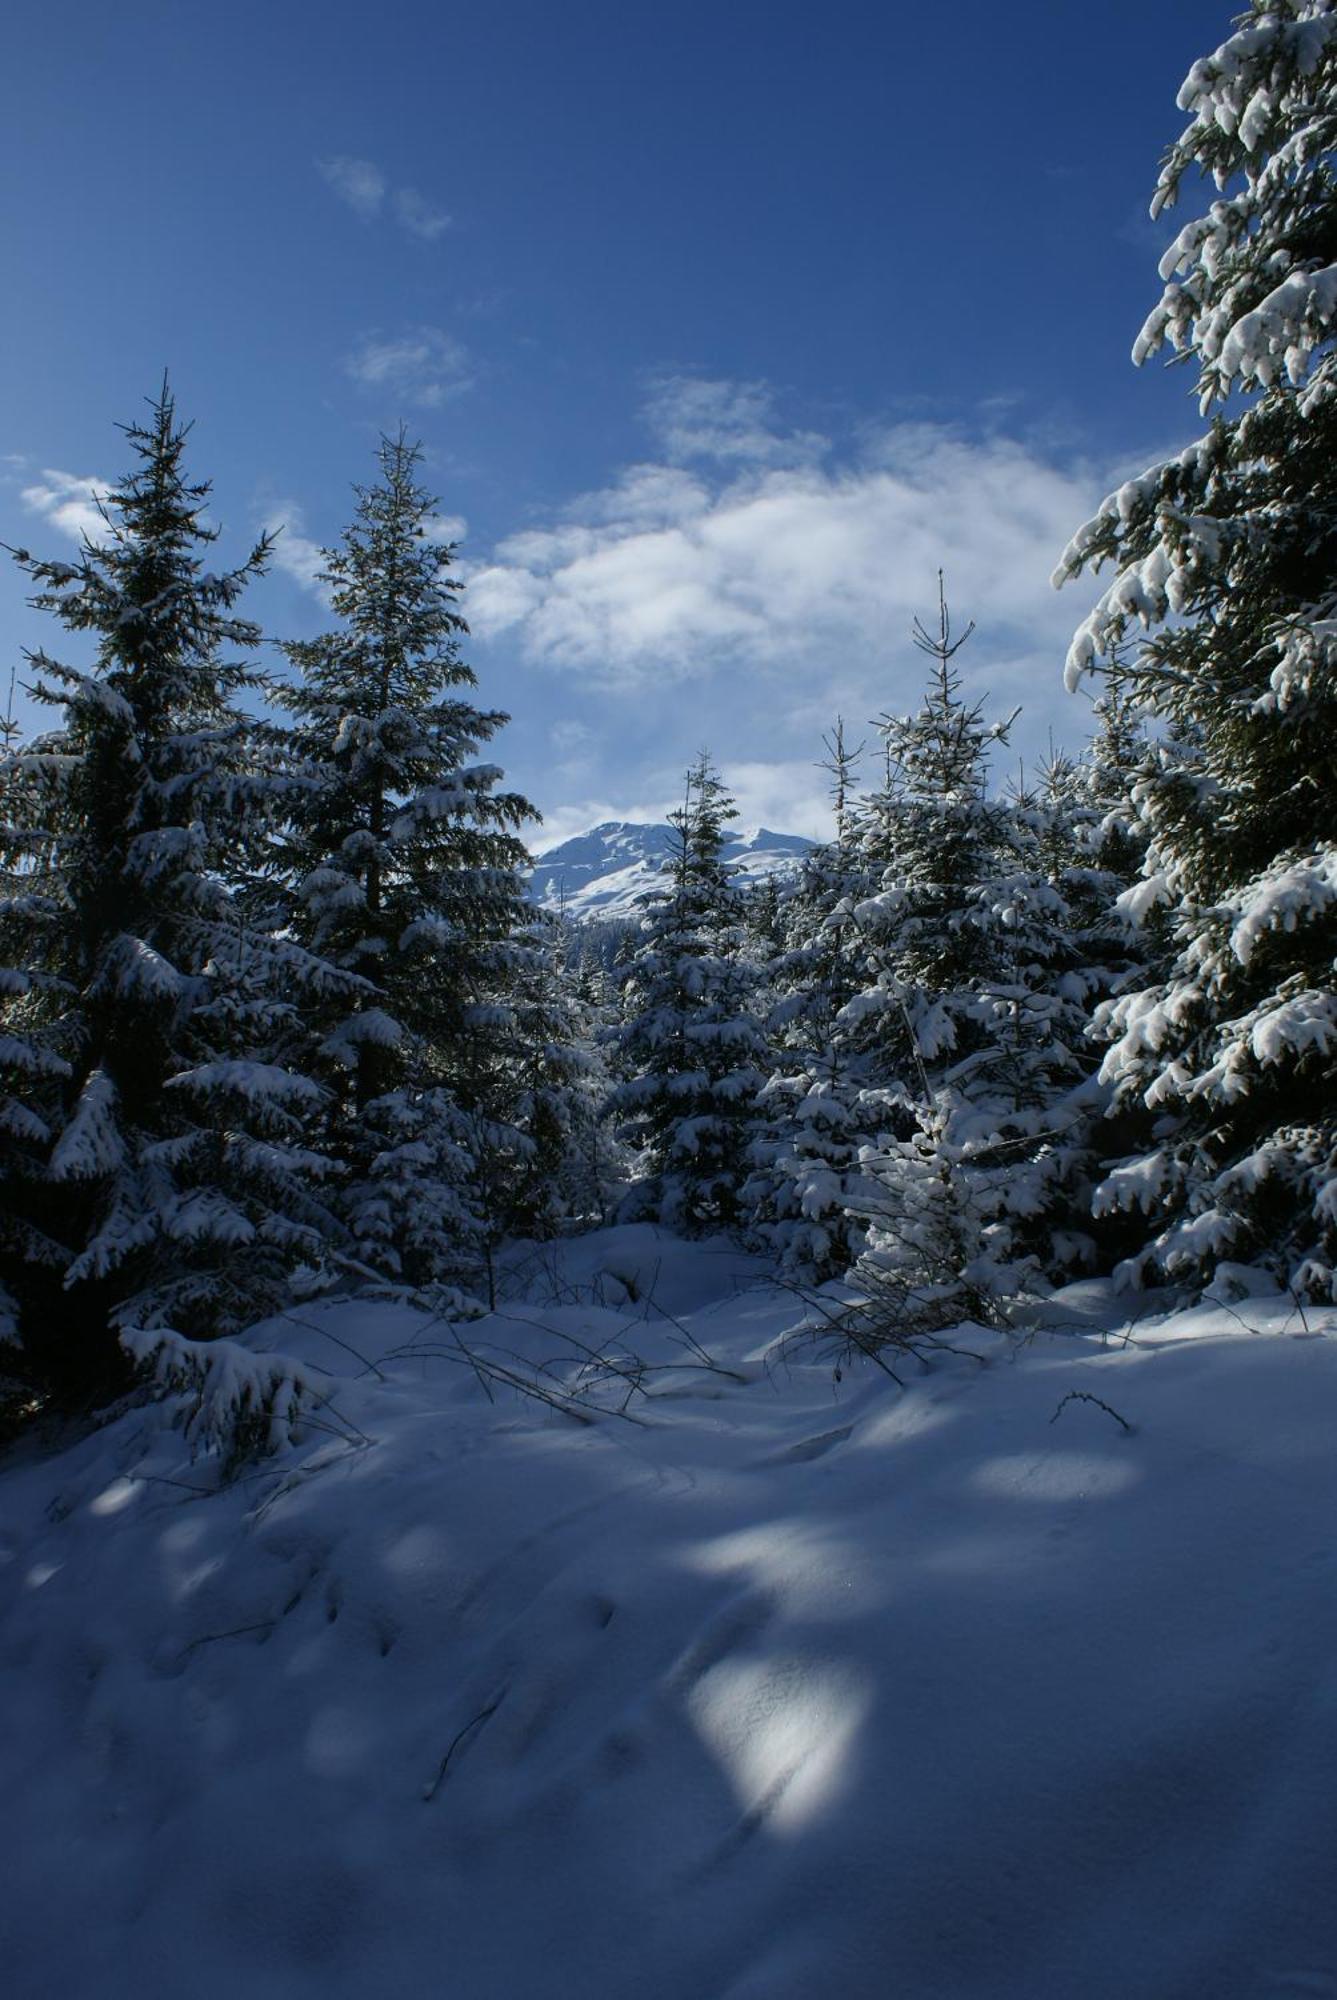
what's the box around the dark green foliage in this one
[0,387,344,1400]
[611,754,769,1233]
[276,432,538,1295]
[1056,0,1337,1295]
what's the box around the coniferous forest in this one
[4,7,1337,1997]
[4,2,1335,1416]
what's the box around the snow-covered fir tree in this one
[610,754,769,1233]
[745,720,887,1282]
[1054,0,1337,1298]
[0,387,347,1399]
[838,586,1020,1329]
[996,735,1151,1272]
[840,582,1110,1331]
[500,907,615,1239]
[277,431,537,1301]
[1078,678,1156,896]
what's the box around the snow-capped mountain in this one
[528,820,814,921]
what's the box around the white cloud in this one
[464,561,543,633]
[260,503,329,600]
[21,469,111,544]
[472,404,1121,711]
[317,158,452,241]
[469,421,1099,695]
[421,512,468,546]
[468,382,1156,833]
[394,188,451,241]
[345,329,474,407]
[317,156,387,221]
[718,759,833,840]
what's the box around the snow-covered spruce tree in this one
[839,586,1019,1332]
[1079,678,1158,896]
[744,720,887,1281]
[1054,0,1337,1297]
[994,737,1152,1273]
[502,907,615,1237]
[276,432,536,1299]
[609,754,769,1233]
[843,582,1106,1335]
[1030,689,1159,1077]
[0,387,347,1401]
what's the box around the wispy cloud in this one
[21,470,111,544]
[317,155,388,221]
[550,719,593,755]
[317,156,452,240]
[394,188,451,241]
[645,374,826,468]
[344,329,474,407]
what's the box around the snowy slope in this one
[528,821,813,920]
[3,1233,1337,1999]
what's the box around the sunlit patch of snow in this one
[853,1394,957,1453]
[686,1656,871,1837]
[972,1451,1139,1502]
[681,1521,879,1619]
[88,1478,140,1517]
[382,1525,451,1579]
[171,1557,225,1603]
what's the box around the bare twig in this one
[1285,1285,1313,1335]
[422,1693,505,1801]
[176,1618,276,1662]
[1050,1390,1134,1434]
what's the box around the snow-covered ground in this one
[3,1228,1336,1999]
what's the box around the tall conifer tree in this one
[610,754,768,1232]
[277,432,536,1296]
[1055,0,1337,1296]
[0,386,343,1398]
[745,722,885,1281]
[835,584,1106,1329]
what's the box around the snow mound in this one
[2,1228,1336,1998]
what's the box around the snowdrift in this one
[3,1227,1335,1998]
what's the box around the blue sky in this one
[2,0,1235,844]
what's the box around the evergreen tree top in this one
[668,751,739,892]
[285,430,478,716]
[876,575,1012,812]
[11,382,270,725]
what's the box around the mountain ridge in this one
[528,818,815,921]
